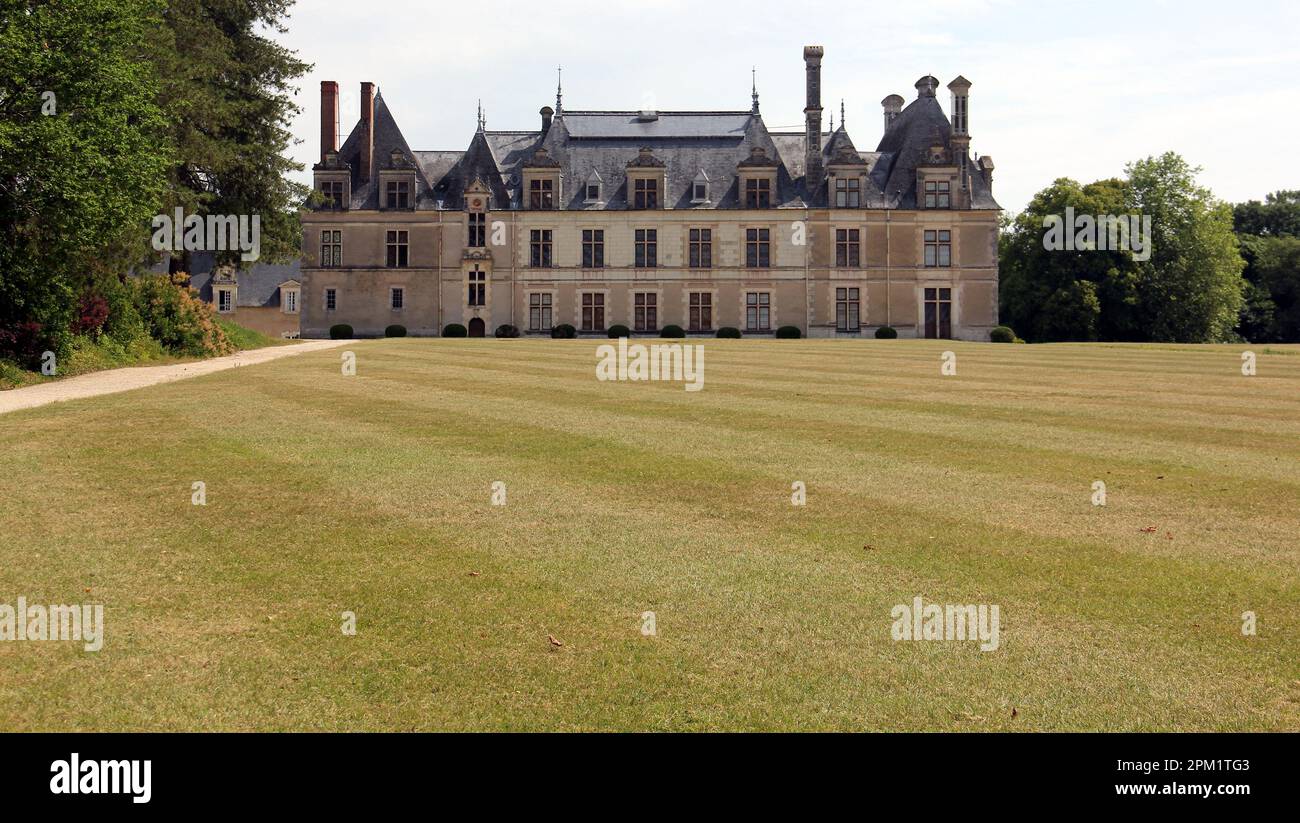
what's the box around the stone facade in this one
[303,48,1000,340]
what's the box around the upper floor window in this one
[529,178,555,209]
[320,181,346,209]
[835,177,860,208]
[320,230,341,267]
[467,268,486,306]
[467,212,486,248]
[582,229,605,268]
[634,229,657,267]
[586,182,601,202]
[745,228,770,268]
[689,228,712,268]
[385,180,410,209]
[633,178,658,209]
[744,178,771,208]
[386,230,409,268]
[693,181,708,202]
[924,229,951,267]
[530,229,552,268]
[835,228,860,267]
[925,180,951,209]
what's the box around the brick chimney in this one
[803,45,824,186]
[320,81,339,162]
[359,81,375,183]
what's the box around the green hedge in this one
[990,325,1016,343]
[443,323,467,338]
[716,327,741,339]
[660,324,685,338]
[384,324,407,338]
[495,324,520,338]
[607,324,631,338]
[329,323,353,340]
[775,325,801,339]
[874,326,898,339]
[551,323,577,339]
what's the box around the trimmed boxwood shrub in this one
[660,324,685,338]
[551,323,577,339]
[442,323,467,338]
[874,325,898,339]
[716,326,742,339]
[495,324,520,338]
[989,325,1016,343]
[775,325,802,339]
[329,323,353,340]
[607,324,631,339]
[384,324,407,338]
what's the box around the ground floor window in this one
[581,292,605,332]
[529,292,552,331]
[745,292,770,331]
[217,289,233,313]
[924,287,952,339]
[283,289,298,314]
[390,287,404,311]
[634,293,657,331]
[836,287,859,331]
[689,292,712,331]
[325,288,337,311]
[468,268,486,306]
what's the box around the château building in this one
[303,46,1000,339]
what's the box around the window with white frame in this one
[924,230,951,267]
[283,289,298,314]
[745,292,770,331]
[529,292,552,331]
[925,180,951,209]
[217,289,233,313]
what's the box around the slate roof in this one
[183,251,300,308]
[324,83,999,212]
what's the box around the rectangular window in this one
[467,269,486,306]
[745,228,770,268]
[689,228,712,268]
[633,178,658,209]
[284,290,298,314]
[530,229,552,268]
[924,180,951,209]
[320,230,341,267]
[924,287,953,339]
[634,293,657,332]
[924,230,951,267]
[835,177,861,208]
[390,287,404,310]
[835,228,861,267]
[689,292,712,331]
[325,288,337,311]
[585,183,601,201]
[467,212,486,248]
[836,287,860,331]
[385,180,410,209]
[529,178,554,209]
[529,292,553,331]
[693,182,708,202]
[581,293,605,332]
[745,291,771,331]
[635,229,657,268]
[582,229,604,268]
[321,181,346,209]
[217,289,232,313]
[386,230,409,268]
[744,178,771,208]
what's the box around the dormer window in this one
[312,150,350,211]
[925,180,951,209]
[586,182,601,201]
[835,177,860,207]
[385,180,410,209]
[529,178,554,209]
[634,178,658,209]
[737,146,777,210]
[691,170,710,204]
[522,148,562,211]
[744,178,771,208]
[321,181,346,210]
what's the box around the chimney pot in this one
[540,105,554,133]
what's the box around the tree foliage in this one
[1233,192,1300,342]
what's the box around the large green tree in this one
[1000,153,1245,343]
[0,0,171,362]
[1233,191,1300,342]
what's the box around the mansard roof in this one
[328,83,998,211]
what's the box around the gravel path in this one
[0,340,351,415]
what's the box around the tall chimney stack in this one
[881,94,904,134]
[803,46,824,187]
[359,81,375,183]
[320,81,339,162]
[947,76,972,194]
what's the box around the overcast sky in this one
[278,0,1300,213]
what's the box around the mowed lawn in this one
[1,339,1297,731]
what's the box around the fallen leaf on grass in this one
[1139,526,1158,533]
[547,634,563,647]
[468,571,480,577]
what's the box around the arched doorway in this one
[468,317,486,337]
